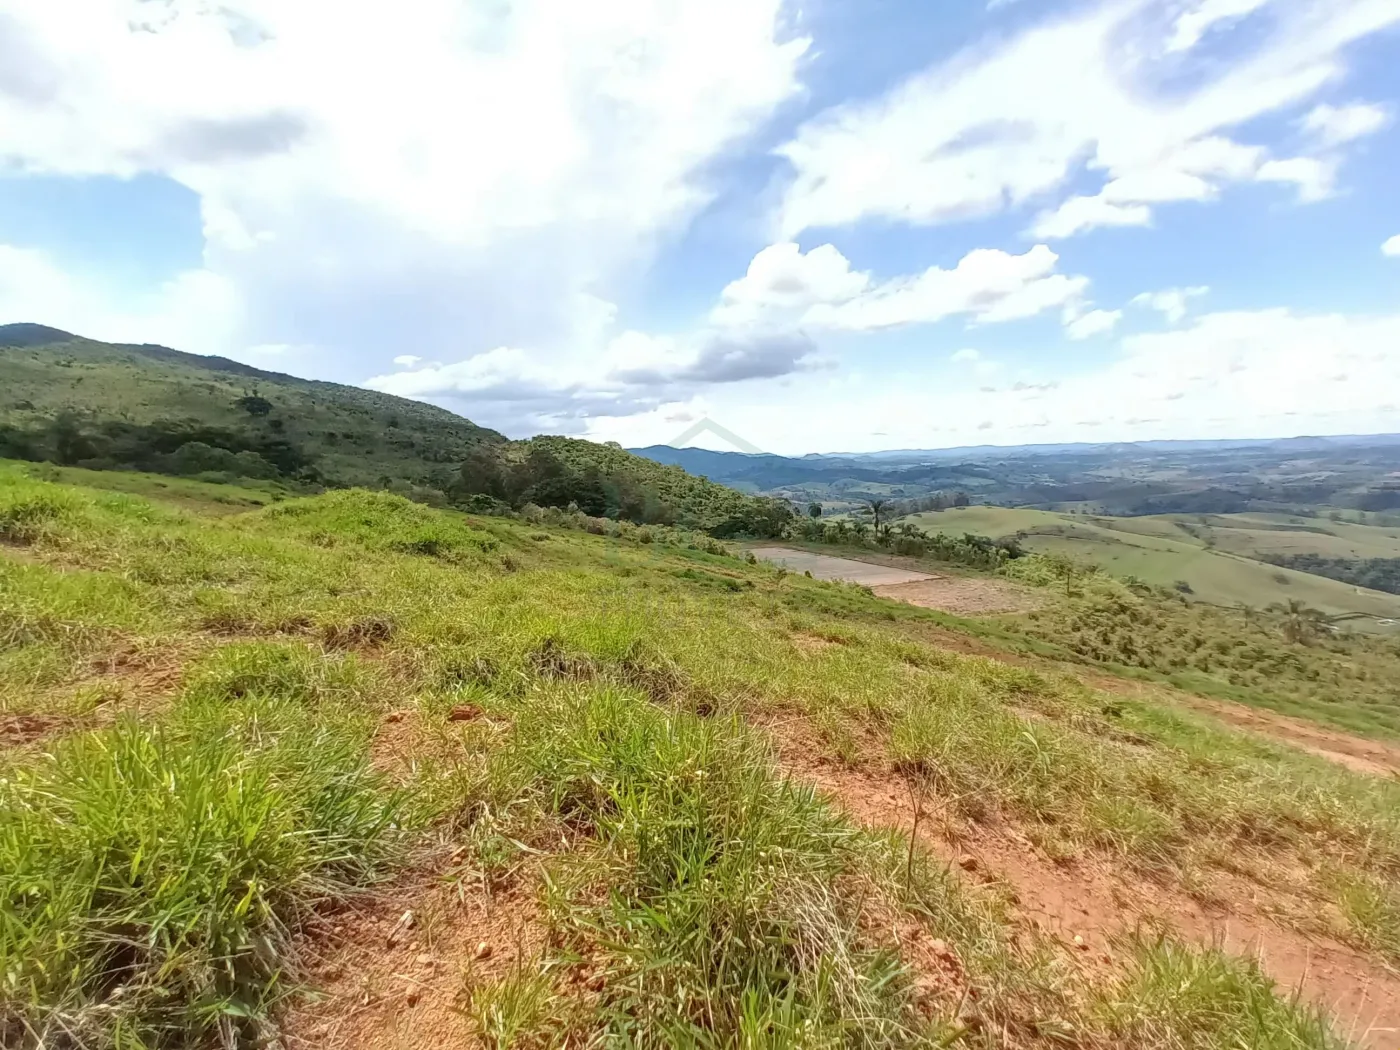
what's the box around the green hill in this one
[901,505,1400,625]
[0,325,792,536]
[3,468,1397,1047]
[483,435,795,535]
[0,324,504,492]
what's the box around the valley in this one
[898,505,1400,626]
[5,328,1400,1049]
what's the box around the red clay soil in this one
[283,874,546,1050]
[765,715,1400,1049]
[0,712,71,748]
[874,576,1037,615]
[1181,697,1400,779]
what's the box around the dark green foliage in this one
[1263,553,1400,596]
[0,332,503,493]
[234,394,273,417]
[793,516,1024,570]
[454,437,794,536]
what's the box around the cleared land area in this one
[749,545,935,585]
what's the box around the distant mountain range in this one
[629,436,1400,515]
[633,435,1400,471]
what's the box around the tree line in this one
[453,441,793,538]
[0,412,319,483]
[1260,553,1400,596]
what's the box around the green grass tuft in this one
[0,697,405,1048]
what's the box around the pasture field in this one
[903,506,1400,623]
[4,465,1400,1047]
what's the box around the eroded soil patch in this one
[284,872,546,1050]
[764,714,1400,1048]
[1186,696,1400,779]
[874,576,1038,616]
[0,712,71,749]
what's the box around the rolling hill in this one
[0,324,504,491]
[0,324,793,536]
[5,465,1400,1047]
[901,505,1400,624]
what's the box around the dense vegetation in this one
[0,327,791,537]
[456,435,793,535]
[0,325,502,492]
[791,512,1024,570]
[1262,553,1400,596]
[3,466,1392,1047]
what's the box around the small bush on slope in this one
[1005,554,1400,739]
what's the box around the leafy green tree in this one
[457,446,507,501]
[1270,599,1328,645]
[808,502,822,519]
[235,395,273,417]
[861,497,891,531]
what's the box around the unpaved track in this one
[749,546,936,586]
[1187,697,1400,779]
[873,577,1035,615]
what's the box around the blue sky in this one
[1,0,1399,454]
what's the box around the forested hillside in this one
[0,325,503,491]
[0,326,791,536]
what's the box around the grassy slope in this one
[903,507,1400,621]
[10,461,285,514]
[1,332,789,533]
[0,329,504,487]
[2,467,1396,1047]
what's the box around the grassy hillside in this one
[0,324,504,490]
[902,506,1400,624]
[0,326,792,536]
[5,467,1398,1046]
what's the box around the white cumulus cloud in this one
[1300,102,1391,148]
[1383,235,1400,257]
[0,0,809,433]
[1064,309,1122,339]
[776,0,1399,240]
[1131,286,1210,323]
[720,242,1089,331]
[0,243,241,356]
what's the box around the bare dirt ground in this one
[0,712,72,749]
[749,546,936,586]
[749,546,1035,615]
[873,576,1038,615]
[283,873,546,1050]
[1062,669,1400,779]
[765,715,1400,1048]
[1184,697,1400,779]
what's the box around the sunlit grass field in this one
[904,506,1400,621]
[3,464,1395,1048]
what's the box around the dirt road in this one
[748,546,936,586]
